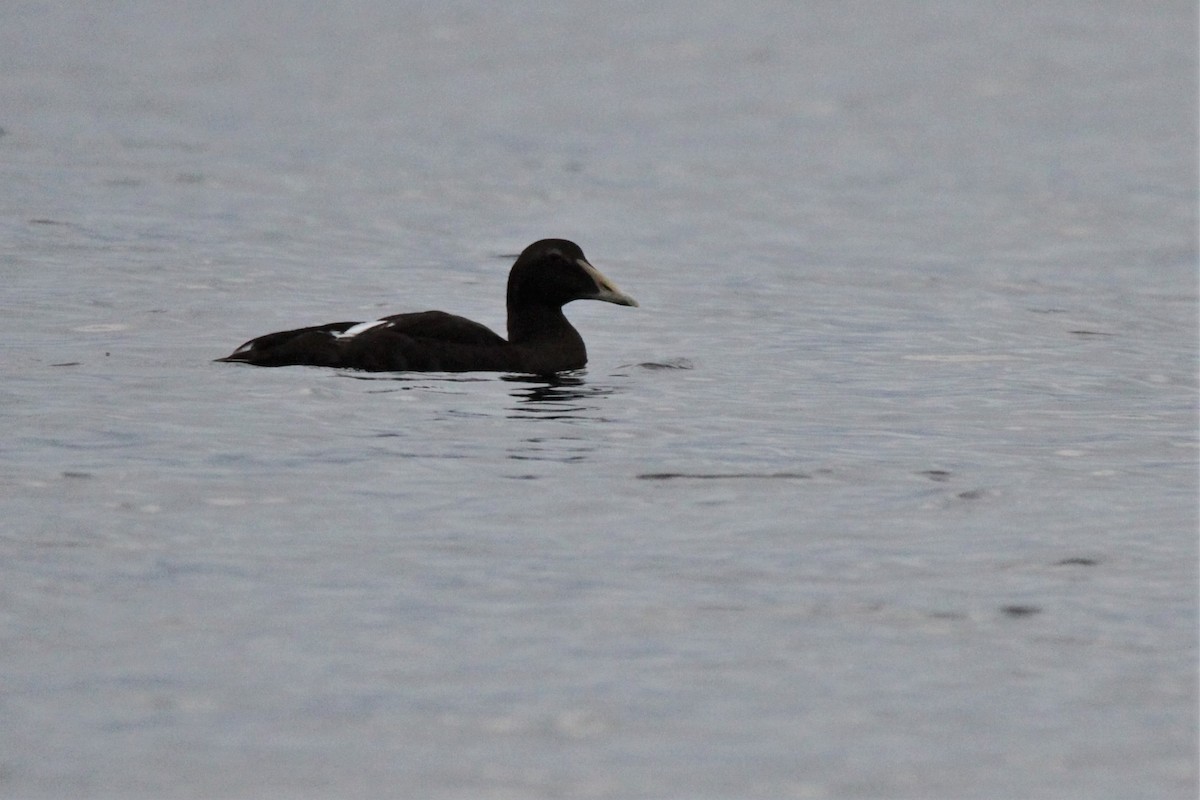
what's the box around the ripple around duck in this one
[636,471,811,480]
[627,358,695,370]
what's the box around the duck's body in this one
[216,239,637,374]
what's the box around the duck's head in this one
[506,239,638,311]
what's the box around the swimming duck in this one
[216,239,637,374]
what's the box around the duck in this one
[216,239,637,374]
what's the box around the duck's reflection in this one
[340,370,625,465]
[339,372,494,391]
[502,372,620,419]
[337,370,621,419]
[501,373,626,465]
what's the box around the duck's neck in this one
[507,303,587,372]
[507,303,575,344]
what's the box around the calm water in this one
[3,3,1197,798]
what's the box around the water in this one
[3,3,1197,798]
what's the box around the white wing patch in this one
[335,319,390,340]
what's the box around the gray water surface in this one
[3,3,1197,798]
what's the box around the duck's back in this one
[339,311,519,372]
[218,311,522,371]
[378,311,506,347]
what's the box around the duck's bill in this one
[578,258,639,307]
